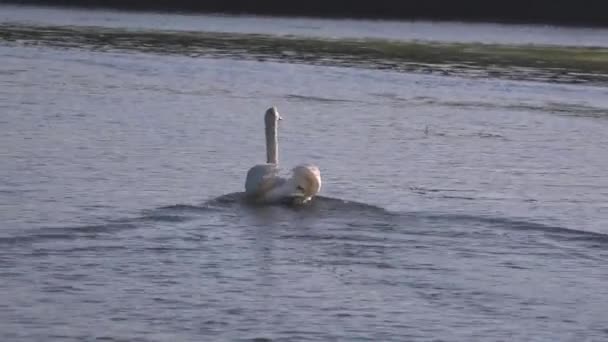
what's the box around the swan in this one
[244,106,322,204]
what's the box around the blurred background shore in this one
[3,0,608,26]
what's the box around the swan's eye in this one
[296,185,305,192]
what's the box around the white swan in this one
[244,106,322,204]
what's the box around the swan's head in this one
[292,165,322,201]
[265,106,282,126]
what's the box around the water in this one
[2,5,608,341]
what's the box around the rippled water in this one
[2,5,608,341]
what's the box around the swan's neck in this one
[265,118,278,164]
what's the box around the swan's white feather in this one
[244,107,322,204]
[246,164,321,204]
[245,163,278,196]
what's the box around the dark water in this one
[2,5,608,341]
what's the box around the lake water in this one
[1,5,608,341]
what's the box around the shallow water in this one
[2,5,608,342]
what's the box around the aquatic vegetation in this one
[1,23,608,84]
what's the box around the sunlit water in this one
[1,5,608,342]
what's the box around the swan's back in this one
[245,163,279,197]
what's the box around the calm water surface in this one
[1,5,608,342]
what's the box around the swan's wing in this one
[291,164,322,198]
[245,164,321,204]
[259,176,290,199]
[245,164,279,196]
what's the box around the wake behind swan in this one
[244,107,322,205]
